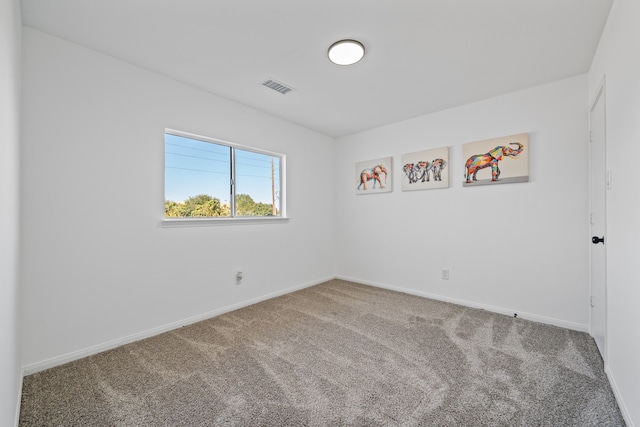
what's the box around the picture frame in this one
[401,146,449,191]
[355,157,392,194]
[462,133,529,186]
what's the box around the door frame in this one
[588,75,607,362]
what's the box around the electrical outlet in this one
[236,271,243,285]
[441,269,450,280]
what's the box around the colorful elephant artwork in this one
[358,164,388,190]
[462,134,529,186]
[355,157,393,194]
[464,142,524,183]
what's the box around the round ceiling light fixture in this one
[328,39,365,66]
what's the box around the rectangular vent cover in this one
[262,79,294,95]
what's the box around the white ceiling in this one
[20,0,612,138]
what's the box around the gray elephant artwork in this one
[401,146,450,191]
[462,133,529,186]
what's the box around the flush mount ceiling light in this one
[328,39,365,66]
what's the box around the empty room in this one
[2,0,639,425]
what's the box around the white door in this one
[589,82,607,361]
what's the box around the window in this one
[164,129,284,222]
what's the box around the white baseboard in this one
[22,273,591,375]
[22,275,334,375]
[605,365,635,427]
[336,275,589,333]
[14,373,23,427]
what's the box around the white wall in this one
[16,8,638,424]
[0,0,21,424]
[336,75,590,330]
[588,0,640,424]
[21,28,336,369]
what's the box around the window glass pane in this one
[165,134,231,217]
[235,149,281,217]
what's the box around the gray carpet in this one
[20,279,625,426]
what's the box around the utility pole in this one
[271,157,276,215]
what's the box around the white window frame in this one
[162,128,288,227]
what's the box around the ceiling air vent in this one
[262,79,294,95]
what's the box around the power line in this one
[165,166,228,175]
[165,142,229,157]
[166,148,279,170]
[237,173,280,180]
[166,151,230,163]
[236,161,272,169]
[166,166,279,182]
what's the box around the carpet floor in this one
[19,279,625,426]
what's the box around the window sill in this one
[160,217,290,227]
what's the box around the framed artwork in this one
[401,146,449,191]
[462,133,529,187]
[355,157,392,194]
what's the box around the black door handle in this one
[592,236,605,244]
